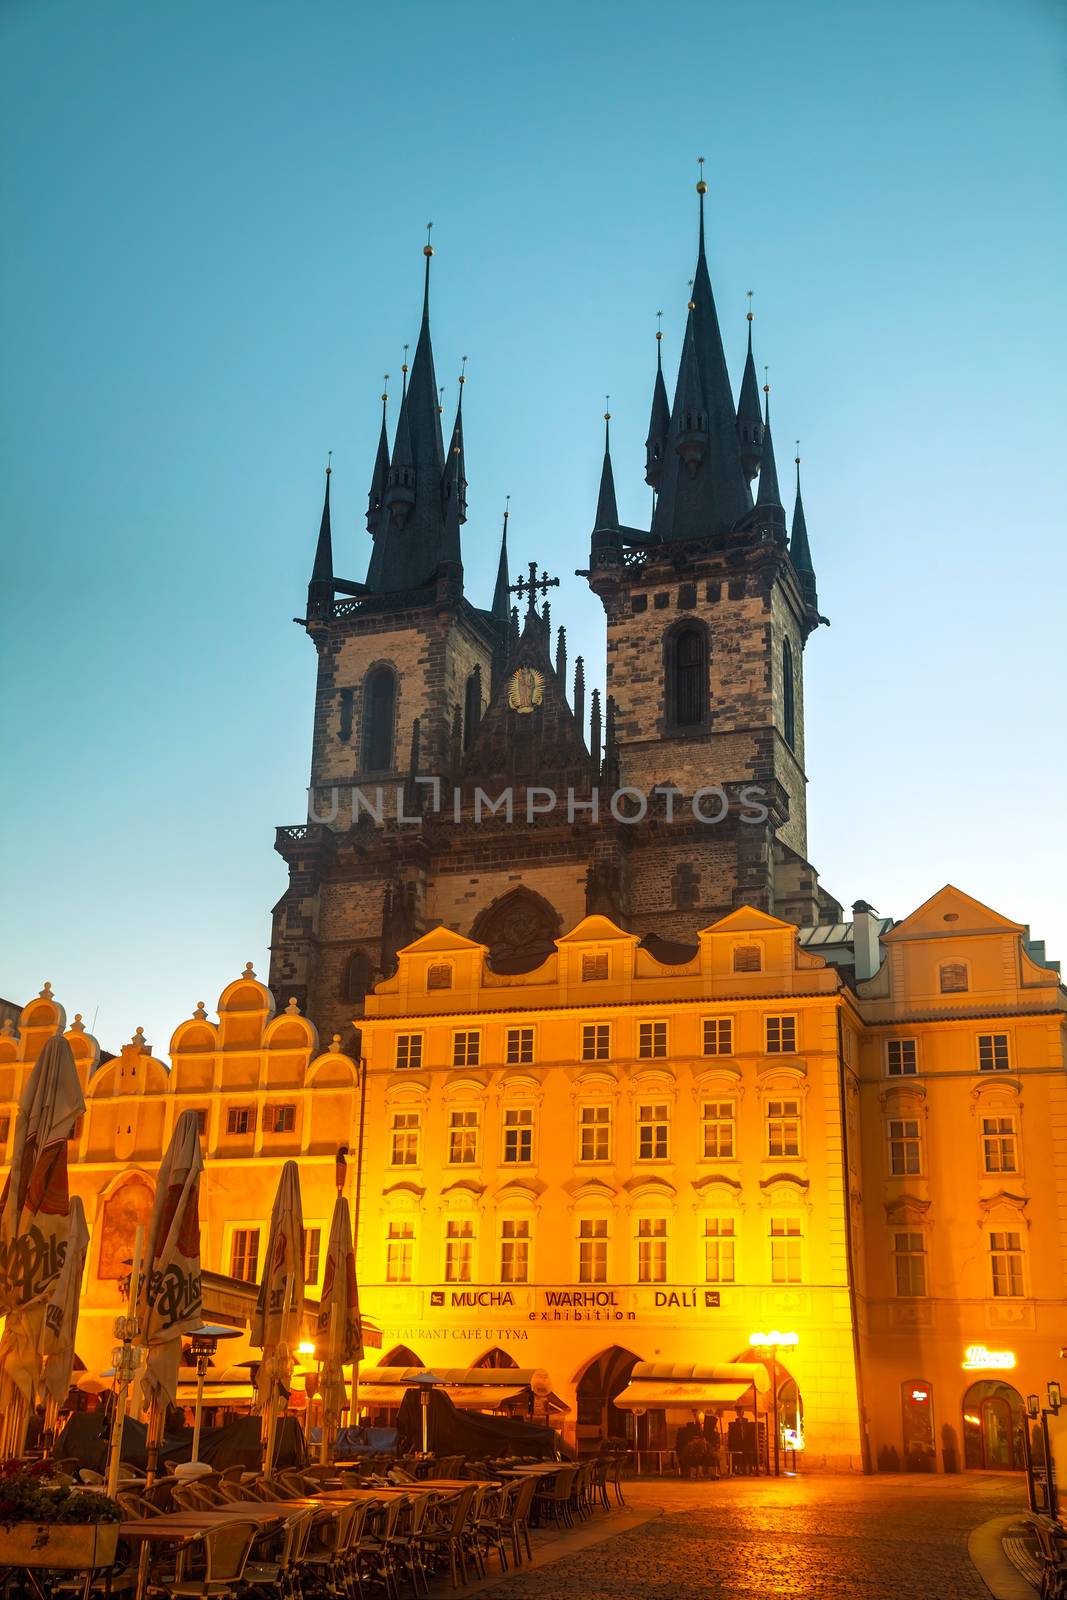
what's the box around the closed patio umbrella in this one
[316,1192,362,1462]
[0,1033,85,1456]
[40,1194,89,1436]
[250,1158,305,1473]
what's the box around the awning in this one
[357,1382,527,1411]
[360,1366,551,1394]
[175,1384,255,1404]
[613,1360,770,1412]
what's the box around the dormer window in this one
[939,962,968,994]
[733,944,762,974]
[427,963,453,992]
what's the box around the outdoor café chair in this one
[413,1481,478,1590]
[298,1500,362,1600]
[154,1519,260,1600]
[589,1456,609,1512]
[277,1469,321,1497]
[172,1481,226,1510]
[501,1475,537,1567]
[117,1491,163,1519]
[387,1492,436,1596]
[605,1453,627,1507]
[359,1494,408,1600]
[533,1464,578,1530]
[242,1507,316,1600]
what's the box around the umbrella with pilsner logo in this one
[134,1108,204,1484]
[316,1191,362,1463]
[0,1032,85,1457]
[250,1158,305,1473]
[40,1194,90,1435]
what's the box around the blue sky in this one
[2,0,1065,1053]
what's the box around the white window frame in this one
[499,1218,531,1284]
[444,1218,475,1283]
[506,1026,535,1065]
[579,1103,612,1163]
[452,1030,481,1067]
[636,1217,668,1284]
[892,1231,927,1297]
[386,1220,415,1283]
[981,1113,1018,1174]
[448,1107,480,1166]
[887,1116,922,1177]
[978,1033,1010,1072]
[395,1033,424,1070]
[502,1105,534,1164]
[581,1022,611,1061]
[702,1100,736,1160]
[769,1216,803,1284]
[989,1229,1025,1298]
[886,1038,918,1077]
[765,1014,798,1054]
[703,1216,736,1284]
[390,1109,421,1167]
[636,1102,669,1161]
[577,1217,608,1283]
[766,1097,802,1158]
[702,1017,734,1057]
[638,1020,668,1059]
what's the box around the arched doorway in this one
[963,1380,1026,1470]
[575,1346,641,1446]
[735,1344,803,1470]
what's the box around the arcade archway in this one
[574,1346,642,1445]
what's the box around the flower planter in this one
[0,1522,120,1569]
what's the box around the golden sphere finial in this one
[424,220,434,258]
[697,155,707,195]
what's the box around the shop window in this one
[506,1027,534,1065]
[770,1217,802,1283]
[636,1103,669,1160]
[230,1228,260,1282]
[637,1218,667,1283]
[500,1220,530,1284]
[444,1219,474,1283]
[386,1221,414,1283]
[704,1217,735,1284]
[502,1107,534,1163]
[733,944,762,974]
[579,1105,611,1162]
[578,1218,608,1283]
[395,1033,423,1070]
[765,1015,797,1053]
[901,1381,935,1471]
[303,1227,321,1285]
[452,1030,480,1067]
[982,1116,1018,1174]
[638,1020,668,1059]
[702,1101,736,1159]
[703,1018,733,1056]
[448,1109,479,1165]
[888,1117,922,1177]
[893,1232,927,1297]
[581,1023,611,1061]
[989,1230,1024,1297]
[766,1099,801,1158]
[978,1033,1010,1072]
[939,962,968,994]
[886,1039,917,1076]
[390,1111,421,1167]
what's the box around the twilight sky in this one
[2,0,1065,1055]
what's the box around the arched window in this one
[463,668,482,752]
[360,666,397,773]
[340,948,374,1004]
[783,639,796,751]
[668,625,707,729]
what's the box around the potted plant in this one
[0,1460,122,1569]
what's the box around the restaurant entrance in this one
[575,1346,641,1448]
[962,1380,1026,1471]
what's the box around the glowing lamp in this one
[298,1341,316,1356]
[1027,1394,1041,1419]
[749,1330,799,1348]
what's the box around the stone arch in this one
[663,617,710,731]
[472,1347,519,1370]
[381,1344,423,1369]
[360,663,398,774]
[471,887,563,974]
[573,1345,644,1443]
[340,948,375,1005]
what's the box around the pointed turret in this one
[440,387,464,581]
[736,304,764,482]
[791,450,818,610]
[307,459,334,617]
[644,319,671,489]
[491,500,511,625]
[365,229,459,596]
[443,361,468,524]
[652,169,753,542]
[592,407,621,551]
[754,381,786,541]
[366,385,390,531]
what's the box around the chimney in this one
[852,900,882,982]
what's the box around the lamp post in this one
[750,1330,799,1478]
[1044,1381,1062,1520]
[1025,1392,1041,1512]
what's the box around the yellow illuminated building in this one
[3,883,1063,1472]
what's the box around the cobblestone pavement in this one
[474,1473,1029,1599]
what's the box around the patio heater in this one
[188,1325,241,1464]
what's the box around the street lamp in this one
[749,1330,800,1478]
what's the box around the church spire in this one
[652,165,752,542]
[443,358,468,524]
[366,226,463,596]
[736,294,763,482]
[307,455,334,617]
[366,381,390,531]
[491,498,511,624]
[755,377,782,509]
[644,313,670,489]
[791,446,818,609]
[592,402,620,547]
